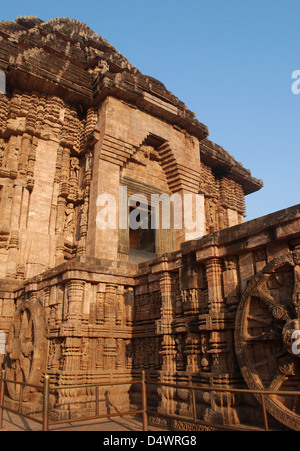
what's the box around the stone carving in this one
[235,251,300,430]
[0,16,298,431]
[4,296,47,401]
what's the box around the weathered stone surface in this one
[0,17,298,430]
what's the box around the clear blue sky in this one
[2,0,299,221]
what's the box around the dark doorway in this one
[129,202,155,255]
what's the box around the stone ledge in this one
[181,204,300,257]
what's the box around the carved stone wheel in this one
[235,251,300,431]
[5,299,47,401]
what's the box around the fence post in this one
[191,386,197,422]
[0,369,5,430]
[260,393,269,431]
[141,370,148,432]
[18,384,24,414]
[42,374,50,431]
[95,385,99,417]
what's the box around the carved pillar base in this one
[204,391,240,426]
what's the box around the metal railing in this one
[145,380,280,431]
[0,370,147,431]
[1,369,300,431]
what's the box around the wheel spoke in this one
[252,287,276,308]
[253,287,292,322]
[267,372,286,391]
[235,254,300,430]
[243,332,282,343]
[247,314,272,326]
[5,300,46,402]
[252,350,287,370]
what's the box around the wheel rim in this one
[235,251,300,430]
[5,299,47,401]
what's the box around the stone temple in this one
[0,17,300,430]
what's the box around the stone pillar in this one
[103,338,116,371]
[63,337,82,372]
[185,333,201,373]
[124,287,134,327]
[104,284,117,325]
[158,334,177,416]
[6,230,19,278]
[155,270,177,373]
[60,147,70,195]
[19,188,30,230]
[67,280,85,323]
[0,185,13,229]
[222,257,239,310]
[10,185,23,229]
[55,197,67,234]
[6,135,20,173]
[96,283,105,325]
[116,285,124,326]
[155,270,177,414]
[18,133,32,175]
[206,258,224,314]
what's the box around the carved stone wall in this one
[2,205,300,427]
[201,159,246,233]
[84,95,260,268]
[0,89,98,281]
[1,17,299,431]
[3,258,136,419]
[0,17,262,276]
[132,205,300,429]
